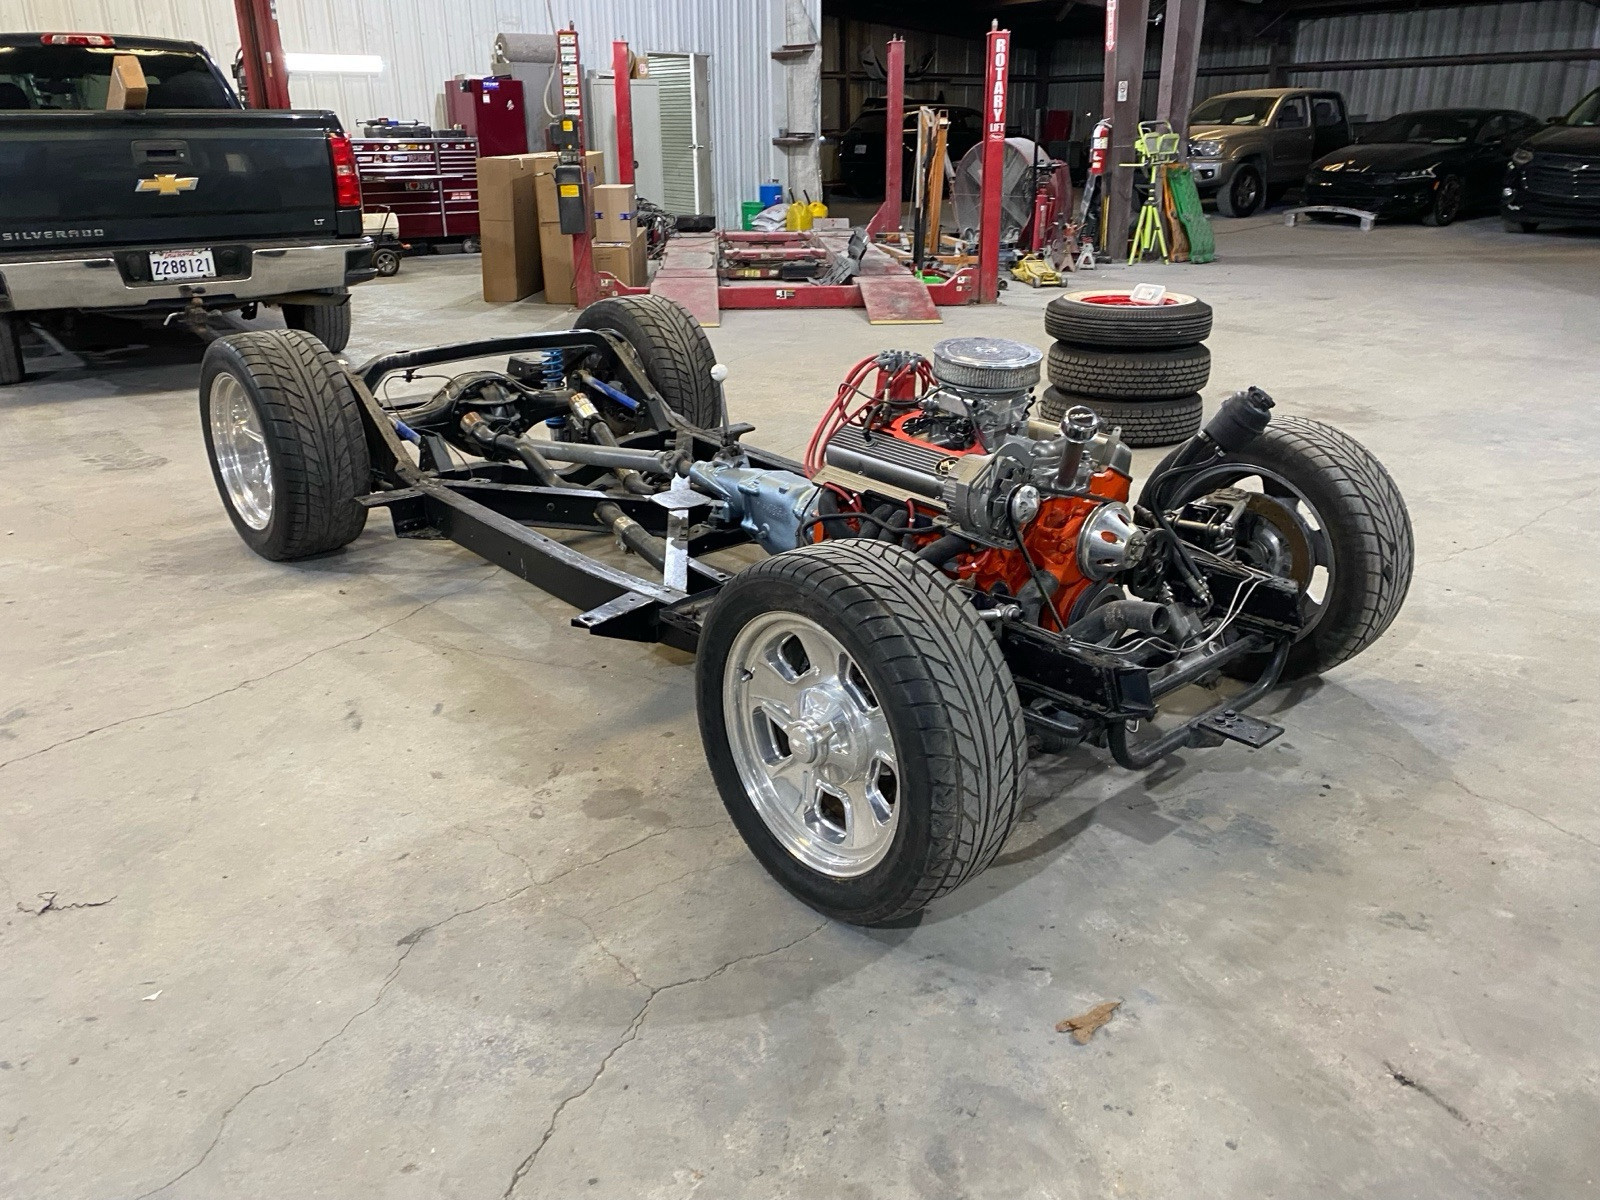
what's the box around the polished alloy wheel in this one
[209,372,274,530]
[723,614,900,878]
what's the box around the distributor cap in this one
[931,337,1043,394]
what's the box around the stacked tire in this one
[1038,288,1213,447]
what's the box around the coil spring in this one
[541,349,567,428]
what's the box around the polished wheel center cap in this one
[786,719,824,764]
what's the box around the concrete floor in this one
[2,213,1598,1200]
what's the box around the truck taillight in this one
[328,133,363,209]
[41,33,116,47]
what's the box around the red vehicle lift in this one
[578,31,1008,326]
[231,0,290,108]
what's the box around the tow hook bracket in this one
[1194,708,1283,749]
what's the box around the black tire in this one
[199,330,370,561]
[1044,288,1212,349]
[1217,163,1265,218]
[1502,219,1539,233]
[1422,175,1463,227]
[1140,415,1413,681]
[462,235,481,254]
[1047,342,1210,399]
[282,299,352,353]
[575,294,722,427]
[372,247,401,277]
[1039,386,1202,448]
[0,313,22,386]
[697,540,1027,925]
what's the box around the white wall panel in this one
[11,0,819,226]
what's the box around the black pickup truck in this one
[0,32,374,383]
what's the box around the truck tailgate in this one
[0,110,344,249]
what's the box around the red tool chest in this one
[352,137,481,244]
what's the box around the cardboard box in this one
[476,154,540,227]
[480,218,544,303]
[592,230,648,288]
[106,54,148,110]
[531,150,605,226]
[539,233,576,305]
[592,183,637,243]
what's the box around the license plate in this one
[149,248,216,282]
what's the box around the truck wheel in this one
[1218,164,1264,218]
[1140,415,1413,681]
[1044,288,1212,349]
[372,247,401,277]
[0,314,22,386]
[697,540,1027,925]
[1039,387,1202,448]
[282,300,352,354]
[575,295,722,428]
[200,330,370,561]
[1047,342,1210,399]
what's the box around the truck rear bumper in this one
[0,237,374,314]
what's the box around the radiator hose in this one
[1065,599,1177,643]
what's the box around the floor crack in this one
[501,923,826,1197]
[0,569,497,774]
[130,875,530,1199]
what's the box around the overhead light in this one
[283,53,384,74]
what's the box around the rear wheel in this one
[0,313,22,386]
[1140,415,1413,680]
[697,539,1026,925]
[575,295,722,427]
[1422,175,1463,226]
[200,330,370,561]
[282,300,352,353]
[1218,164,1264,218]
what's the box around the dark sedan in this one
[1503,86,1600,232]
[1303,108,1540,225]
[835,104,983,198]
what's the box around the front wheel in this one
[282,299,352,353]
[1422,175,1463,226]
[1217,164,1264,218]
[697,540,1027,925]
[1140,415,1413,681]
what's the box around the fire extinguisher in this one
[1079,117,1113,252]
[1088,118,1113,177]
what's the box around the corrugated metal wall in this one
[821,17,1041,133]
[12,0,819,227]
[825,0,1599,139]
[1292,1,1600,120]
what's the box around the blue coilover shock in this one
[541,349,567,429]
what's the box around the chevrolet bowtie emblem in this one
[135,174,199,197]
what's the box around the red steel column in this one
[978,24,1010,304]
[865,38,905,236]
[233,0,291,108]
[612,40,635,186]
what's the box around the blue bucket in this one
[759,181,782,207]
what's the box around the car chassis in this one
[348,327,1300,767]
